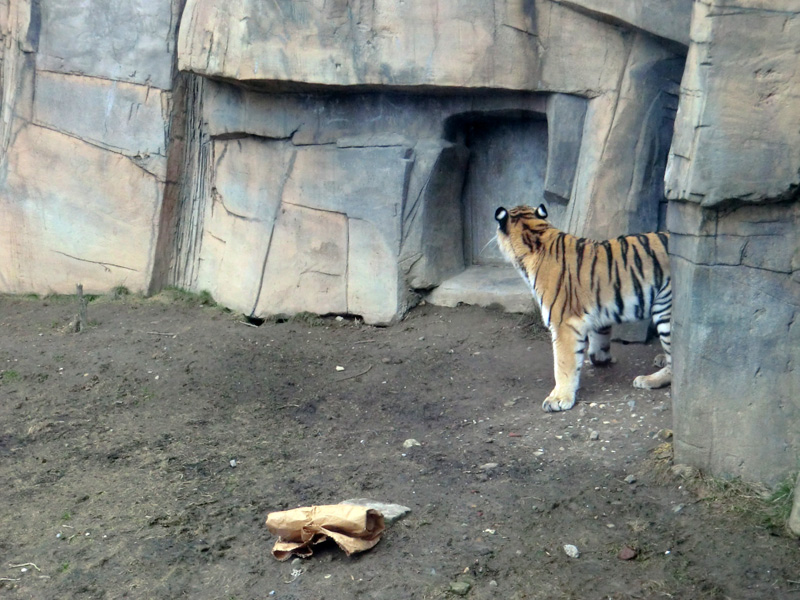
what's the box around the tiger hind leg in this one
[588,326,614,366]
[633,290,672,389]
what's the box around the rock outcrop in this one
[666,0,800,486]
[0,0,181,294]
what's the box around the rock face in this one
[1,0,686,322]
[0,0,181,294]
[665,0,800,486]
[165,0,686,323]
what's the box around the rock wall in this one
[0,0,686,324]
[166,0,686,323]
[665,0,800,486]
[0,0,183,294]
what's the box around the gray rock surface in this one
[665,0,800,207]
[552,0,693,46]
[789,477,800,537]
[669,200,799,486]
[339,499,411,527]
[665,0,800,487]
[0,0,178,294]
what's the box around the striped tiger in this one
[495,203,672,412]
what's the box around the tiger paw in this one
[542,390,576,412]
[653,354,668,368]
[588,352,615,367]
[633,366,672,390]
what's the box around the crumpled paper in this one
[265,504,385,561]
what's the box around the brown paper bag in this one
[265,504,385,561]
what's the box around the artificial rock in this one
[667,0,800,485]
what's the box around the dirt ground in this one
[1,293,798,600]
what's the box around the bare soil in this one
[1,294,798,600]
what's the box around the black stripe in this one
[566,323,582,336]
[638,234,664,290]
[631,272,644,320]
[618,237,629,269]
[590,253,599,288]
[632,245,644,278]
[575,238,587,277]
[602,241,614,281]
[613,263,624,315]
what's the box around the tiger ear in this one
[495,207,508,233]
[534,204,548,219]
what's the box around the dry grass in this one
[646,441,796,534]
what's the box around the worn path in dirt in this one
[0,294,798,599]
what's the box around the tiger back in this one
[494,204,672,412]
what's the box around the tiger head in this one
[494,204,552,264]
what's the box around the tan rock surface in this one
[0,125,162,293]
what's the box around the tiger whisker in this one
[478,235,498,256]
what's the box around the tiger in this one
[494,203,672,412]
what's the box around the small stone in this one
[489,580,498,587]
[449,581,472,595]
[229,459,237,468]
[335,365,345,371]
[563,544,580,558]
[403,438,421,448]
[339,499,412,526]
[657,428,673,440]
[624,474,637,484]
[672,503,685,513]
[617,545,638,561]
[589,430,600,441]
[478,462,499,471]
[671,464,698,479]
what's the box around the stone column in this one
[666,0,800,486]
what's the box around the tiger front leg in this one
[543,322,587,412]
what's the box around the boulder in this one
[666,0,800,206]
[551,0,693,47]
[177,0,537,90]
